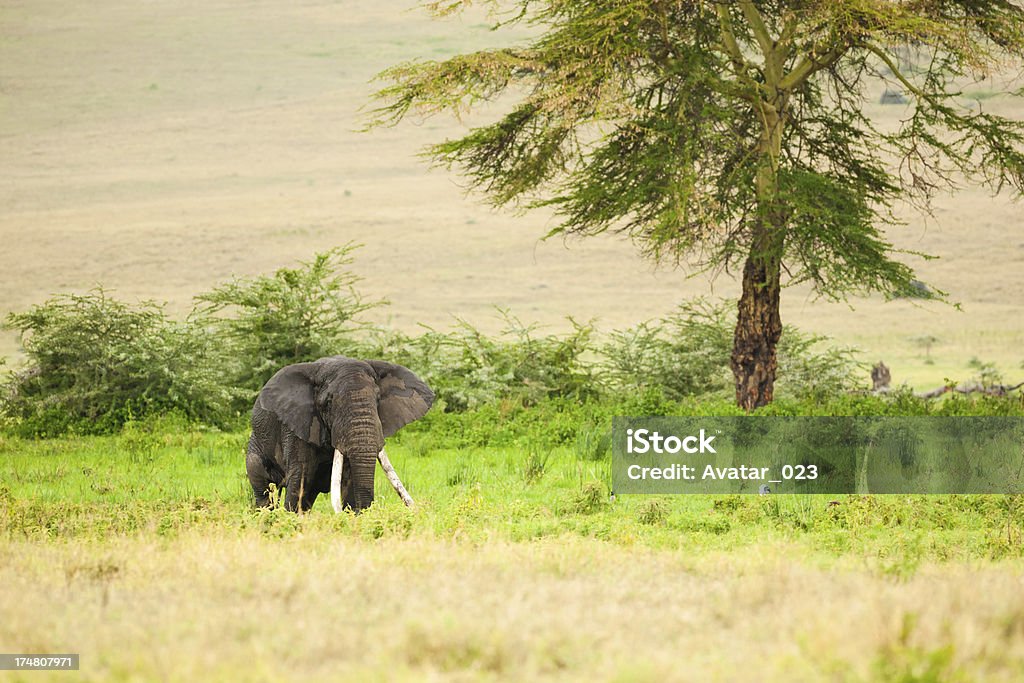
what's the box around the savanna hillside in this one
[1,0,1023,388]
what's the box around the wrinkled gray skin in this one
[245,356,434,512]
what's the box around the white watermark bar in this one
[0,654,79,670]
[612,416,1024,494]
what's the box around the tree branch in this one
[778,42,848,91]
[863,43,931,102]
[738,0,775,59]
[715,3,761,101]
[716,4,750,70]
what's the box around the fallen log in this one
[868,362,1024,399]
[915,380,1024,399]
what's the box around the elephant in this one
[245,356,434,513]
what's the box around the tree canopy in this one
[371,0,1024,409]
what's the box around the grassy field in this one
[4,2,1024,681]
[2,421,1024,681]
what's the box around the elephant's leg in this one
[284,468,319,512]
[314,456,334,496]
[283,439,321,513]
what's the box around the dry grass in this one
[3,427,1024,680]
[0,533,1022,681]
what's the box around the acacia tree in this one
[371,0,1024,409]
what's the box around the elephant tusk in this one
[378,449,414,508]
[331,449,344,513]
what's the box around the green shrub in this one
[776,327,865,400]
[601,299,734,399]
[194,245,382,393]
[636,499,668,525]
[359,311,598,411]
[1,290,242,436]
[5,247,1018,440]
[601,298,863,400]
[401,391,1024,451]
[569,481,607,515]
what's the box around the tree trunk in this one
[732,92,786,412]
[731,249,783,411]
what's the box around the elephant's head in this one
[256,356,434,511]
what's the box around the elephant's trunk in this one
[346,450,378,512]
[329,394,382,512]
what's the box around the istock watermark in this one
[612,416,1024,495]
[626,428,717,454]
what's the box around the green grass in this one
[2,423,1021,560]
[3,417,1024,681]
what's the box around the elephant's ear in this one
[257,362,327,446]
[367,360,435,438]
